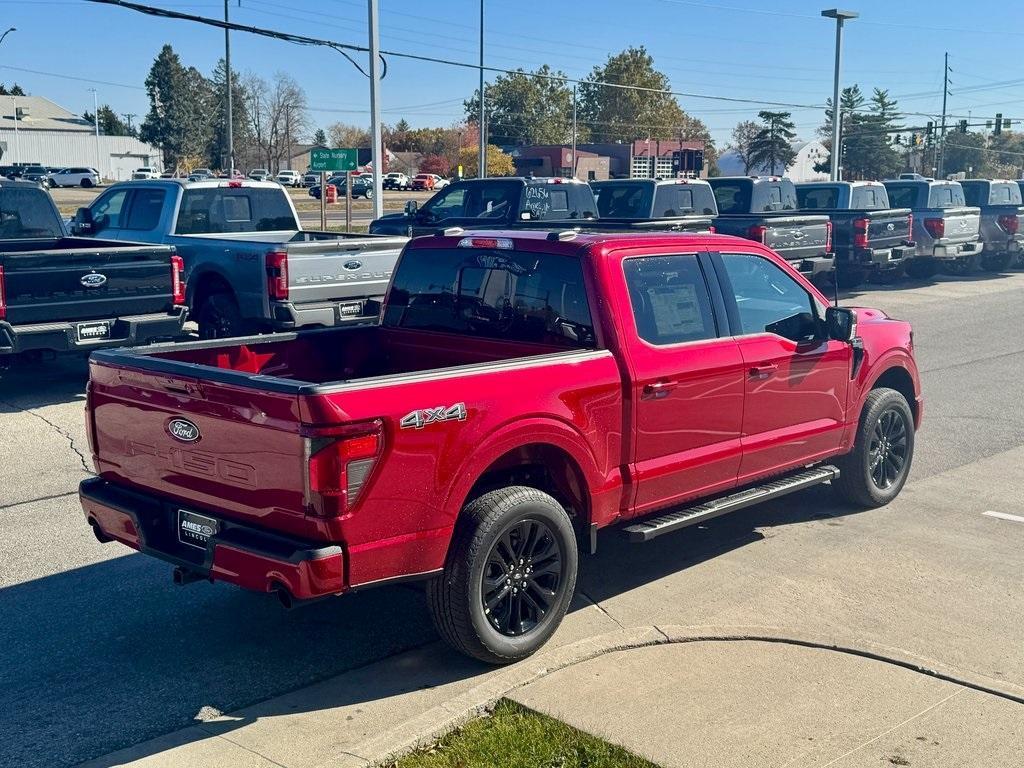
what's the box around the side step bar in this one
[623,465,840,543]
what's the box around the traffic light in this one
[926,121,934,136]
[995,113,1002,135]
[910,133,920,146]
[959,119,968,134]
[894,134,902,145]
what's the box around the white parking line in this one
[982,511,1024,524]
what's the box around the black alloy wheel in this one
[481,518,563,637]
[868,407,909,490]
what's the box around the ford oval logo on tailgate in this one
[343,260,363,270]
[80,272,107,288]
[167,418,201,443]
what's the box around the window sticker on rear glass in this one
[647,284,703,337]
[524,185,551,218]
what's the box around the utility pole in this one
[822,9,858,181]
[570,84,577,178]
[284,103,291,170]
[478,0,486,178]
[89,88,102,180]
[224,0,234,172]
[937,52,951,178]
[367,0,384,220]
[11,95,19,164]
[122,113,136,133]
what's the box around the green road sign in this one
[310,148,358,172]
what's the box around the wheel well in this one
[189,273,233,313]
[873,366,917,421]
[466,444,591,531]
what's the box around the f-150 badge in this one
[400,403,467,429]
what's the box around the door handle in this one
[642,380,678,399]
[748,363,778,380]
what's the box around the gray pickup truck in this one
[72,179,407,338]
[708,177,834,280]
[796,181,913,285]
[1,179,186,363]
[960,179,1024,272]
[882,180,982,278]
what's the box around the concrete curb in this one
[323,624,1024,768]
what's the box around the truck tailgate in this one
[763,216,831,259]
[87,359,321,540]
[1,240,176,324]
[285,234,407,305]
[940,207,981,244]
[865,209,912,248]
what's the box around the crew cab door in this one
[712,251,850,482]
[617,251,745,516]
[412,181,520,235]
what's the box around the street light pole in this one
[367,0,384,221]
[0,27,16,48]
[478,0,486,178]
[89,87,102,181]
[822,9,858,182]
[224,0,234,173]
[2,27,16,164]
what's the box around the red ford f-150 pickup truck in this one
[80,230,922,663]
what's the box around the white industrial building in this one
[0,96,162,181]
[717,139,829,182]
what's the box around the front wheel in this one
[981,250,1014,272]
[427,486,578,664]
[363,188,373,200]
[833,388,915,508]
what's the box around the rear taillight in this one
[305,421,383,517]
[998,214,1019,235]
[852,217,869,249]
[923,217,944,239]
[170,254,185,305]
[707,225,716,234]
[748,224,767,244]
[0,265,6,320]
[265,251,288,301]
[825,220,833,253]
[906,213,913,242]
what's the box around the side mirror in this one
[404,200,418,216]
[73,207,94,234]
[825,306,857,342]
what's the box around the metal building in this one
[0,95,161,181]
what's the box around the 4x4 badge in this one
[400,403,467,429]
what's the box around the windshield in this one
[382,246,595,348]
[175,187,298,233]
[0,187,63,239]
[593,183,653,218]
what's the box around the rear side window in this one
[993,183,1021,205]
[125,188,166,230]
[0,188,63,238]
[383,246,595,348]
[652,186,696,217]
[852,186,885,209]
[796,186,837,210]
[710,181,752,214]
[623,254,717,344]
[175,188,297,233]
[929,184,965,208]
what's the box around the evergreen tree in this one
[312,128,327,147]
[140,45,214,166]
[83,105,135,137]
[748,111,796,175]
[207,58,249,169]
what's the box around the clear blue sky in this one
[1,0,1023,147]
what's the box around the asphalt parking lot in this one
[2,271,1023,767]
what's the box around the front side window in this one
[91,189,130,233]
[624,254,717,345]
[420,186,467,221]
[719,253,817,342]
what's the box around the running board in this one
[622,465,840,543]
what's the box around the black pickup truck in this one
[369,177,599,237]
[796,181,914,285]
[589,178,716,233]
[708,177,834,280]
[0,179,187,362]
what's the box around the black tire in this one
[196,292,254,340]
[942,254,979,276]
[427,486,578,664]
[81,178,93,188]
[905,258,938,280]
[833,388,915,508]
[981,250,1014,272]
[364,188,374,200]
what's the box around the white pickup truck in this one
[70,179,407,338]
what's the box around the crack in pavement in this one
[578,588,625,630]
[0,397,92,475]
[0,490,78,512]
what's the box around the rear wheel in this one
[196,292,254,340]
[942,255,979,276]
[80,178,93,188]
[427,486,578,664]
[834,388,915,508]
[981,250,1014,272]
[905,258,938,280]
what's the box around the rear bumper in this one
[268,298,382,329]
[0,307,187,356]
[792,254,834,276]
[918,240,983,260]
[79,477,346,601]
[983,237,1022,254]
[846,245,912,269]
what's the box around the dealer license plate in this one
[178,510,219,549]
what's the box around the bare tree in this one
[728,120,760,174]
[241,72,309,172]
[326,122,371,149]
